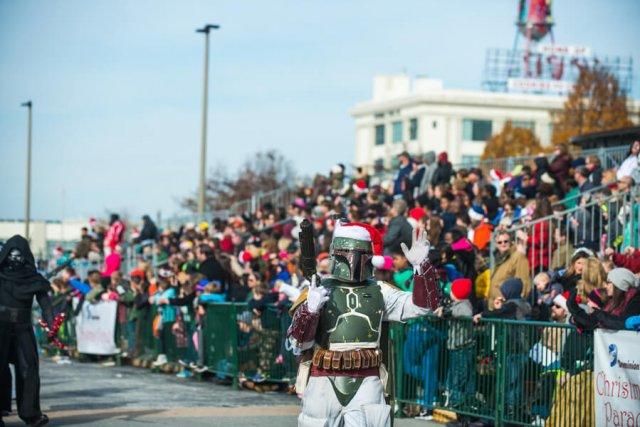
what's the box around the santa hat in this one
[352,179,368,194]
[238,250,253,264]
[409,207,426,222]
[333,221,385,269]
[490,169,505,181]
[374,255,393,271]
[451,278,472,300]
[553,293,567,311]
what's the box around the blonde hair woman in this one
[577,257,607,297]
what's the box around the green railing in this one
[38,304,595,426]
[391,315,593,426]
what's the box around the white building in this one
[0,219,87,259]
[349,75,640,172]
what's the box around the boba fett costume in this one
[288,222,441,427]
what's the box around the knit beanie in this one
[500,278,523,300]
[378,255,394,271]
[451,278,472,300]
[607,268,637,292]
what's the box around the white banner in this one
[507,78,574,94]
[75,300,119,355]
[536,44,592,57]
[594,330,640,426]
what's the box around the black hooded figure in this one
[0,235,53,427]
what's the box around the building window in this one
[374,113,384,119]
[375,124,385,146]
[462,119,493,141]
[373,158,384,174]
[512,120,535,132]
[409,118,418,140]
[390,156,400,170]
[432,120,437,129]
[392,121,403,143]
[461,155,480,167]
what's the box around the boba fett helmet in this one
[328,222,386,284]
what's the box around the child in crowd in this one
[436,278,475,408]
[532,272,562,320]
[475,278,531,322]
[534,272,562,306]
[392,250,413,291]
[151,270,177,367]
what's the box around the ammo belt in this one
[312,348,382,371]
[0,305,31,323]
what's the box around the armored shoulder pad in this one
[288,287,309,316]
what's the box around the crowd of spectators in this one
[45,140,640,423]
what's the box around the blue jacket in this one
[154,287,177,323]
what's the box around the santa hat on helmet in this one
[333,221,385,269]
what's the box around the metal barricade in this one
[393,315,593,427]
[490,187,640,277]
[202,303,297,387]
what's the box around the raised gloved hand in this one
[401,229,431,274]
[305,275,330,313]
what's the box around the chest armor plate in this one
[316,278,384,349]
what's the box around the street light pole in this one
[196,24,220,220]
[21,101,33,240]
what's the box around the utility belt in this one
[0,305,31,323]
[312,347,382,371]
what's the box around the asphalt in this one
[2,358,440,426]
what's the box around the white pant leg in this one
[343,376,390,427]
[299,376,342,427]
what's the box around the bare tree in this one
[181,149,296,212]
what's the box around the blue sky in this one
[1,0,639,221]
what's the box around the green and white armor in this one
[316,277,384,351]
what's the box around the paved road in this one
[3,358,438,426]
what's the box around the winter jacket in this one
[489,249,531,305]
[482,298,531,321]
[445,300,473,350]
[394,163,413,195]
[104,220,125,252]
[527,221,551,271]
[382,215,413,255]
[612,250,640,273]
[409,165,426,199]
[431,153,454,187]
[154,287,177,323]
[101,252,121,278]
[419,151,437,194]
[568,287,640,331]
[138,216,158,242]
[393,268,414,291]
[617,155,639,180]
[198,256,229,292]
[588,166,603,186]
[548,153,572,191]
[533,157,549,182]
[473,221,493,252]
